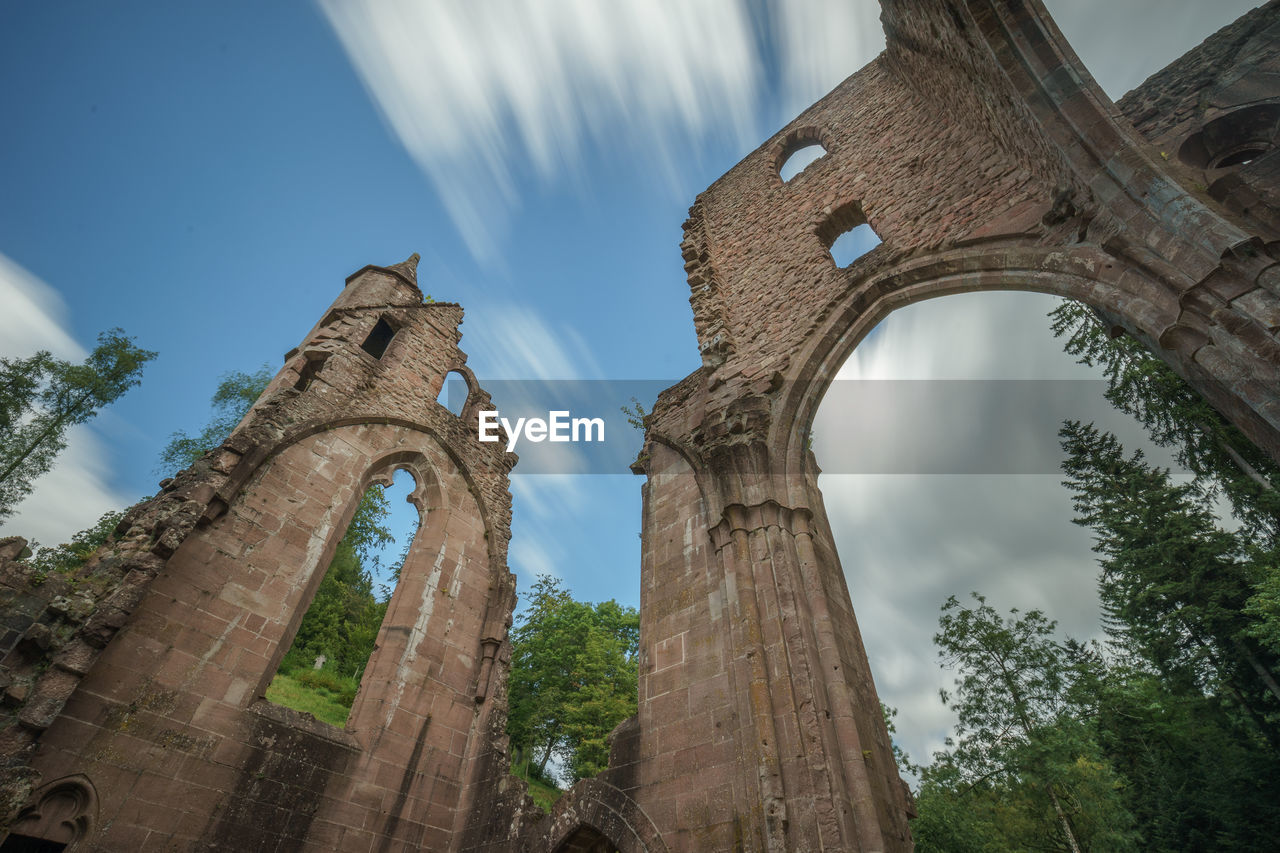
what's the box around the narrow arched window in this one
[265,471,421,728]
[817,201,882,268]
[437,370,469,416]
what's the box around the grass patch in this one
[265,670,355,727]
[511,762,563,813]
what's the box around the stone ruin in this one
[3,0,1280,849]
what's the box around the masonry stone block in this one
[4,1,1280,850]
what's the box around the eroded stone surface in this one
[3,1,1280,850]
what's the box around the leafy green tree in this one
[932,593,1135,853]
[911,758,1011,853]
[1082,660,1280,852]
[0,351,55,434]
[0,329,156,521]
[562,609,640,781]
[158,365,273,471]
[27,509,125,576]
[507,575,639,784]
[1047,301,1280,847]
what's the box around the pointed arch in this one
[537,779,668,853]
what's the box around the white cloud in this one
[0,254,87,361]
[318,0,886,261]
[510,473,590,523]
[0,425,126,550]
[509,534,563,590]
[815,292,1141,771]
[834,292,1098,381]
[0,254,134,549]
[462,303,602,380]
[770,0,884,114]
[319,0,763,259]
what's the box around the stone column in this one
[634,433,913,851]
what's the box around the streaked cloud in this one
[462,304,602,380]
[0,254,86,361]
[0,254,134,550]
[509,530,564,589]
[317,0,884,260]
[320,0,760,258]
[770,0,885,114]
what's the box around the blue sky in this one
[1,0,1258,771]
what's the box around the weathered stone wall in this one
[4,1,1280,851]
[0,256,531,851]
[625,1,1280,851]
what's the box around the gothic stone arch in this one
[616,1,1280,851]
[1,256,523,852]
[2,775,98,850]
[3,2,1280,852]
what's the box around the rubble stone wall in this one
[4,1,1280,851]
[1,257,529,851]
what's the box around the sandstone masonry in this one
[3,1,1279,850]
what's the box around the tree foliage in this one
[279,485,393,681]
[0,329,155,521]
[158,364,273,471]
[1049,301,1279,544]
[1060,422,1280,727]
[913,301,1280,850]
[924,594,1135,853]
[506,575,639,785]
[26,509,125,577]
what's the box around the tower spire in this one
[384,249,419,281]
[386,252,420,284]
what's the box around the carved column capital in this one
[709,500,815,551]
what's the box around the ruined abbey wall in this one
[3,1,1280,851]
[1,258,536,851]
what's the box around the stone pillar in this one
[631,434,912,851]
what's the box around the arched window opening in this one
[265,469,421,727]
[438,369,470,416]
[1212,145,1268,169]
[828,223,880,267]
[779,143,828,182]
[817,201,881,268]
[553,824,617,853]
[1177,103,1280,169]
[809,290,1280,846]
[360,317,397,360]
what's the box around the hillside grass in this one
[512,762,563,813]
[265,668,360,727]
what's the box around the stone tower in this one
[1,256,521,850]
[4,0,1280,850]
